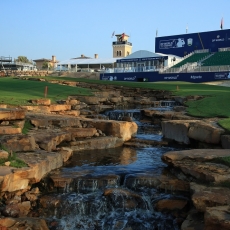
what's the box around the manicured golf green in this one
[0,77,93,105]
[1,76,230,131]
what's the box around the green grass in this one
[212,156,230,167]
[2,76,230,131]
[22,120,34,134]
[0,77,93,105]
[0,146,27,168]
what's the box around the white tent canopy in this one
[58,57,121,65]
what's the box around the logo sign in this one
[187,38,193,46]
[124,76,136,81]
[159,38,185,49]
[214,72,230,79]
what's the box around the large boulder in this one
[162,120,225,145]
[161,120,194,144]
[188,121,225,144]
[85,119,138,141]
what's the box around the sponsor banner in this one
[117,56,168,63]
[100,71,230,83]
[159,38,185,49]
[155,29,230,57]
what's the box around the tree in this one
[42,62,49,69]
[15,56,31,64]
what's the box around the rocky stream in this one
[0,80,230,230]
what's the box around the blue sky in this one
[1,0,229,61]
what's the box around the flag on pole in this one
[111,31,115,38]
[220,18,223,29]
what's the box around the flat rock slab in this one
[162,149,230,164]
[49,171,120,193]
[191,182,230,212]
[0,148,73,192]
[0,126,21,135]
[27,113,82,128]
[70,136,124,151]
[162,149,230,184]
[0,108,25,121]
[0,134,37,152]
[205,206,230,230]
[33,130,71,151]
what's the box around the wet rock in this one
[181,209,204,230]
[48,172,120,193]
[221,135,230,149]
[204,206,230,230]
[70,136,124,151]
[24,187,40,202]
[125,174,190,194]
[155,199,188,212]
[0,217,49,230]
[190,182,230,212]
[104,188,145,210]
[162,120,193,144]
[124,137,168,148]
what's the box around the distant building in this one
[33,55,58,70]
[112,33,132,58]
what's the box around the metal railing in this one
[161,65,230,73]
[111,66,160,73]
[112,41,132,46]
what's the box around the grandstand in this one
[172,52,210,68]
[201,51,230,66]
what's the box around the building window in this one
[119,51,121,56]
[127,51,129,56]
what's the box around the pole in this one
[44,86,48,98]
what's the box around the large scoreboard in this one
[155,29,230,57]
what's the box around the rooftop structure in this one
[112,33,132,58]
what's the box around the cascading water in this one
[40,107,188,230]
